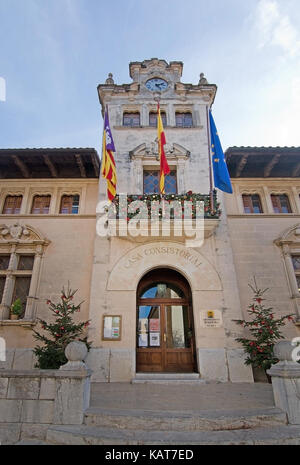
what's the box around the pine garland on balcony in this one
[109,190,221,221]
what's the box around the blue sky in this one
[0,0,300,156]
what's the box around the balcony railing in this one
[110,191,221,221]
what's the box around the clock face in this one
[145,78,168,92]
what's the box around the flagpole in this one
[206,104,215,213]
[155,93,165,217]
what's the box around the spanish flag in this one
[101,106,117,201]
[157,103,170,194]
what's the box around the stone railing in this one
[0,341,91,444]
[267,341,300,425]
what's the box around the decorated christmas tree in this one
[233,277,295,372]
[33,284,91,369]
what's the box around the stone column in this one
[167,103,175,127]
[132,158,143,194]
[267,341,300,425]
[141,103,148,126]
[25,246,43,320]
[1,246,17,320]
[177,160,186,194]
[291,186,300,214]
[54,341,91,425]
[20,186,30,214]
[263,186,274,213]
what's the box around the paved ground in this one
[90,382,274,412]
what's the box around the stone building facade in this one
[0,59,299,382]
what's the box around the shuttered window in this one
[292,256,300,292]
[2,195,22,214]
[149,112,167,127]
[60,195,80,214]
[242,194,263,213]
[271,194,291,213]
[12,277,31,318]
[123,112,140,127]
[0,253,35,318]
[31,195,51,214]
[175,112,193,128]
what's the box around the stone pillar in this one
[267,341,300,425]
[20,186,30,214]
[141,103,148,126]
[177,160,186,194]
[25,246,43,320]
[263,186,273,213]
[1,246,17,320]
[53,342,91,425]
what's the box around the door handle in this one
[163,333,167,343]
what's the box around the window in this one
[0,255,9,303]
[149,112,167,127]
[292,256,300,292]
[60,195,80,214]
[2,195,22,214]
[123,112,140,127]
[175,112,193,128]
[0,253,34,318]
[143,170,177,194]
[31,195,51,214]
[242,194,263,213]
[271,194,291,213]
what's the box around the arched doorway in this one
[136,268,197,373]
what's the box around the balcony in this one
[111,191,220,220]
[102,191,221,243]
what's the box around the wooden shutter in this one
[31,195,50,214]
[3,195,22,214]
[271,195,281,213]
[242,195,252,213]
[60,195,73,214]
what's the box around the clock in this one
[145,78,168,92]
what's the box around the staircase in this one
[45,382,300,445]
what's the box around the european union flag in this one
[209,110,232,194]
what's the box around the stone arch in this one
[107,241,222,291]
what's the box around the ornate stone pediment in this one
[274,223,300,246]
[0,223,50,245]
[129,141,190,161]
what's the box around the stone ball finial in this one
[273,341,294,361]
[65,341,88,362]
[199,72,208,85]
[105,73,114,85]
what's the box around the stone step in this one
[84,406,287,431]
[132,373,205,384]
[46,424,300,445]
[134,373,201,379]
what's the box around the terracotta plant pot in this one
[10,314,19,320]
[252,366,272,383]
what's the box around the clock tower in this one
[87,58,252,383]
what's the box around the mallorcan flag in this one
[157,103,170,194]
[101,106,117,201]
[209,109,232,194]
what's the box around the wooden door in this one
[136,301,196,373]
